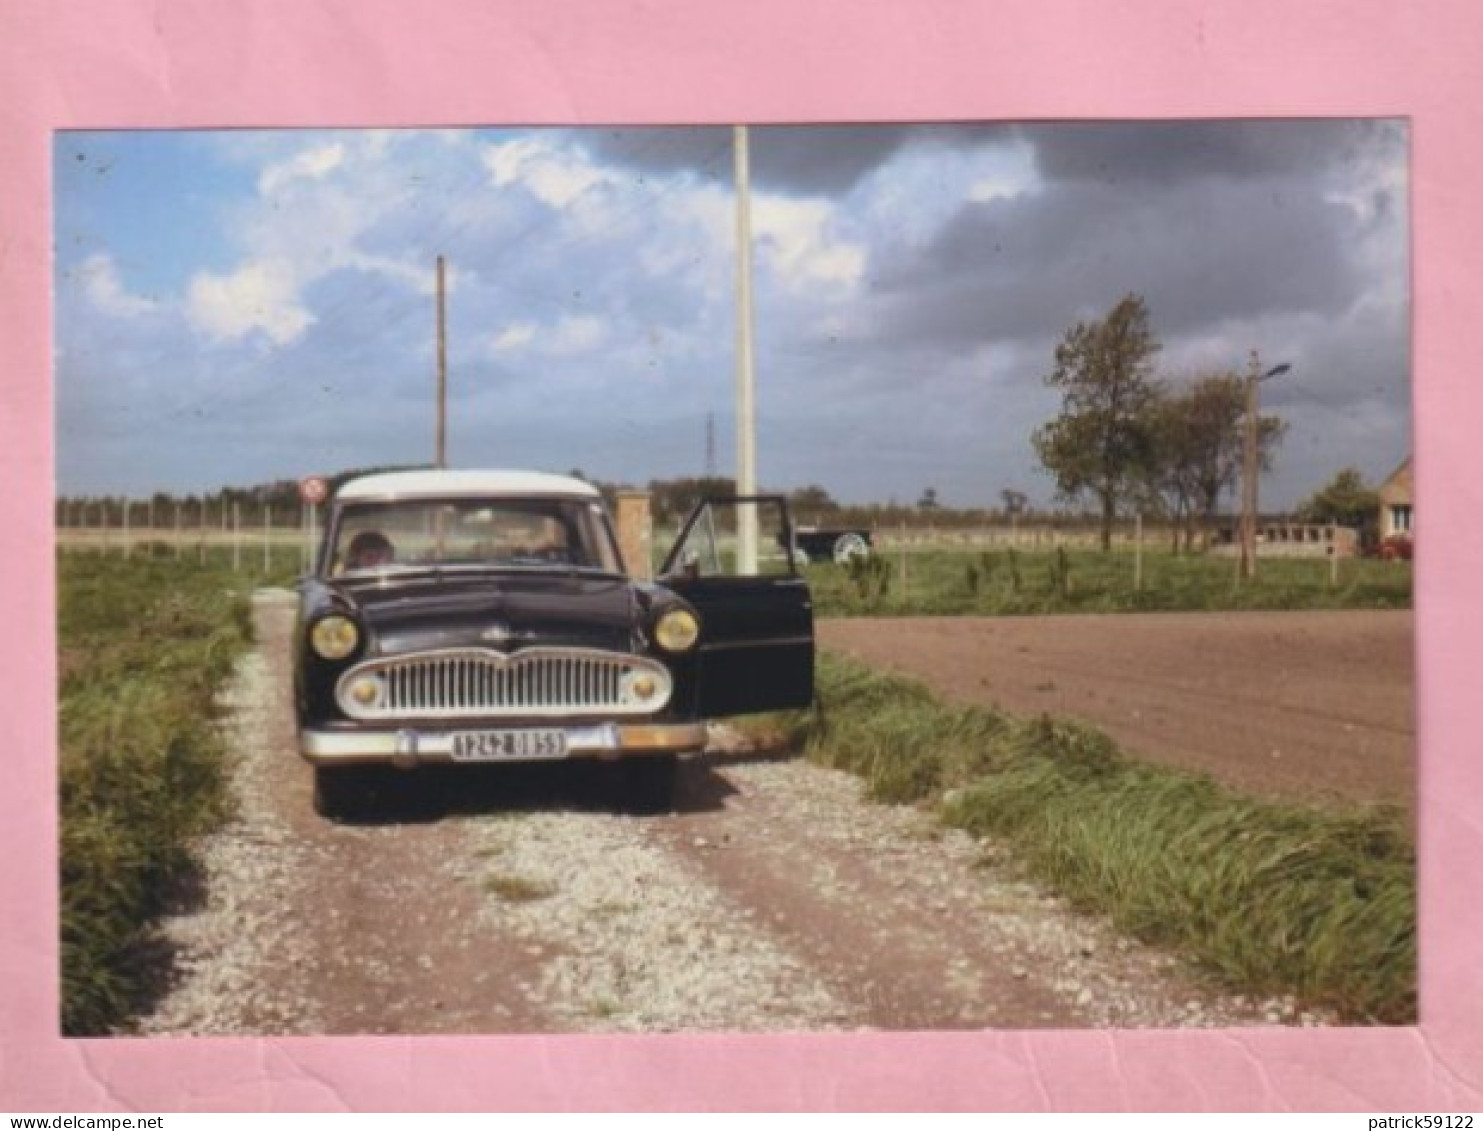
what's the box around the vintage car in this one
[295,470,814,818]
[783,525,873,565]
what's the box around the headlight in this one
[653,608,699,653]
[310,615,360,660]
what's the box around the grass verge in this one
[808,548,1412,617]
[743,653,1415,1024]
[58,554,256,1034]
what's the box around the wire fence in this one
[54,500,321,577]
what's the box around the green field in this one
[804,547,1412,617]
[57,553,257,1034]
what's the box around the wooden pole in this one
[233,503,241,572]
[175,504,182,560]
[1135,512,1144,591]
[264,504,272,574]
[899,520,908,599]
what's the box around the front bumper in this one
[299,720,708,768]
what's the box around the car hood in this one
[334,571,640,656]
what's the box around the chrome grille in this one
[335,647,672,721]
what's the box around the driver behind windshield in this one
[345,530,395,570]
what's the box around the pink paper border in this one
[3,0,1479,1112]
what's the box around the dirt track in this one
[820,611,1415,812]
[138,592,1317,1036]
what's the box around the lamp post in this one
[1239,353,1292,581]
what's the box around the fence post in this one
[1135,512,1144,591]
[264,505,272,575]
[233,503,241,572]
[899,521,908,601]
[175,504,182,560]
[122,499,131,558]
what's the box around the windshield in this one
[326,497,623,576]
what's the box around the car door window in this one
[666,498,796,579]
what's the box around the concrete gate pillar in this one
[615,491,654,580]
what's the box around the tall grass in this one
[809,549,1413,617]
[58,554,255,1034]
[766,654,1415,1023]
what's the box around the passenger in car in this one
[346,531,395,570]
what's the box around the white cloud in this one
[548,314,607,354]
[77,253,156,318]
[753,197,865,290]
[492,323,536,352]
[258,143,346,196]
[186,259,314,346]
[481,138,609,208]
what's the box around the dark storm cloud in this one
[580,124,993,195]
[869,173,1366,350]
[1021,119,1405,186]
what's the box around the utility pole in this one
[734,125,758,575]
[1238,352,1292,582]
[436,255,448,469]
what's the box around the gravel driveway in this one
[138,590,1320,1036]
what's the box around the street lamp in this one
[1239,354,1292,581]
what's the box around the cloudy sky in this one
[53,120,1409,509]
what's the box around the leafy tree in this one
[789,484,838,512]
[1147,372,1285,551]
[1297,468,1379,542]
[1032,294,1162,550]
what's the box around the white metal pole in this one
[733,124,758,576]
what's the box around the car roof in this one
[335,470,603,503]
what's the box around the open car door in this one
[658,496,814,718]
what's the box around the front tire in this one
[618,754,678,815]
[313,766,381,822]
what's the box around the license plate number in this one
[449,729,569,762]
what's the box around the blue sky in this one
[53,122,1410,509]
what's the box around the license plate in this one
[449,729,569,762]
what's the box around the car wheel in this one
[619,754,678,815]
[791,546,811,571]
[832,532,869,565]
[313,766,381,822]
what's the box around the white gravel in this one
[138,594,323,1035]
[467,808,861,1032]
[137,588,1330,1035]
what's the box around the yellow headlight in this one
[654,608,699,652]
[310,615,360,660]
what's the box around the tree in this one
[1000,489,1028,516]
[789,484,838,511]
[1147,372,1285,551]
[1032,294,1162,550]
[1297,468,1379,542]
[917,487,939,511]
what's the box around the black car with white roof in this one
[295,469,813,817]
